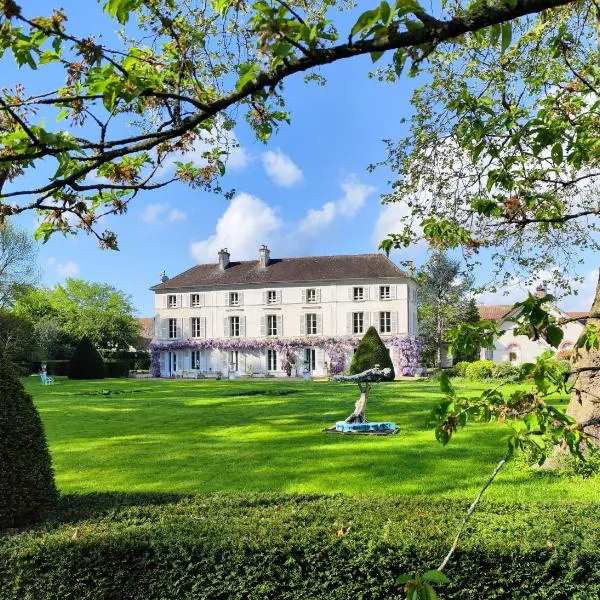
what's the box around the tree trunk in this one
[345,383,369,423]
[566,271,600,443]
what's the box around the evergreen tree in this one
[0,353,57,529]
[349,326,395,381]
[452,299,481,363]
[67,337,105,380]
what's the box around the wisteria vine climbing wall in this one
[150,335,422,377]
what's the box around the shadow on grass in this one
[51,491,189,524]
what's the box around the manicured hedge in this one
[104,359,130,378]
[1,493,599,599]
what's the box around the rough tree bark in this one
[566,271,600,443]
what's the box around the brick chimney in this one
[218,248,230,270]
[258,244,270,268]
[534,285,547,298]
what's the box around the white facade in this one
[480,306,583,365]
[151,252,417,378]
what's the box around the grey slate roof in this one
[150,253,409,290]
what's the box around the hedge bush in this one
[104,359,130,378]
[349,326,395,380]
[453,361,471,377]
[0,354,57,529]
[464,360,495,380]
[491,362,521,382]
[67,338,105,380]
[1,493,600,599]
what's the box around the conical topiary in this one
[0,353,58,529]
[67,337,105,379]
[349,326,395,381]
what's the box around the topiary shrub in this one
[453,361,470,377]
[104,359,130,378]
[67,337,105,380]
[491,361,521,382]
[349,326,395,380]
[0,353,57,529]
[465,360,495,380]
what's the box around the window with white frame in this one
[229,291,239,306]
[229,350,239,371]
[167,294,177,308]
[306,313,317,335]
[191,350,201,369]
[379,311,391,334]
[304,348,316,371]
[306,288,317,303]
[380,285,391,300]
[168,318,177,339]
[267,314,278,336]
[230,316,240,337]
[191,317,202,338]
[191,293,202,307]
[353,312,364,334]
[353,287,364,301]
[267,349,277,371]
[267,290,278,304]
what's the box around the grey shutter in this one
[390,285,397,300]
[177,318,182,339]
[364,287,370,301]
[277,314,283,336]
[316,289,321,303]
[260,316,266,336]
[240,316,246,337]
[391,311,398,334]
[364,312,371,328]
[184,317,191,338]
[347,287,353,301]
[223,317,229,337]
[373,312,379,332]
[159,318,167,340]
[262,291,267,305]
[300,314,306,335]
[347,312,353,334]
[182,294,189,308]
[222,351,228,373]
[238,292,244,306]
[200,317,206,338]
[276,290,282,304]
[176,294,181,308]
[224,292,229,306]
[316,313,323,335]
[301,289,307,303]
[161,294,168,309]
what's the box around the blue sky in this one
[8,2,600,316]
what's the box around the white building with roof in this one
[477,289,585,364]
[149,246,419,378]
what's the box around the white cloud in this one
[47,257,80,278]
[141,203,187,224]
[168,209,187,222]
[297,176,375,236]
[261,149,303,187]
[190,192,282,263]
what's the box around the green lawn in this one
[23,377,600,503]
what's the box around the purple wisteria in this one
[149,335,422,377]
[389,336,423,376]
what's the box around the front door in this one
[168,351,177,375]
[304,348,316,371]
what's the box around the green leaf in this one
[396,574,412,584]
[439,373,455,395]
[370,50,384,63]
[422,570,450,584]
[545,324,564,348]
[501,22,512,52]
[551,143,564,166]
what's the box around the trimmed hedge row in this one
[1,493,600,599]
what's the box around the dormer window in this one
[229,292,239,306]
[353,287,364,301]
[191,293,202,307]
[306,289,317,303]
[167,294,177,308]
[267,290,277,304]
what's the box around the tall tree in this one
[0,0,578,247]
[376,4,600,436]
[416,253,474,367]
[13,279,140,350]
[0,222,38,307]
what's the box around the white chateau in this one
[150,246,418,377]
